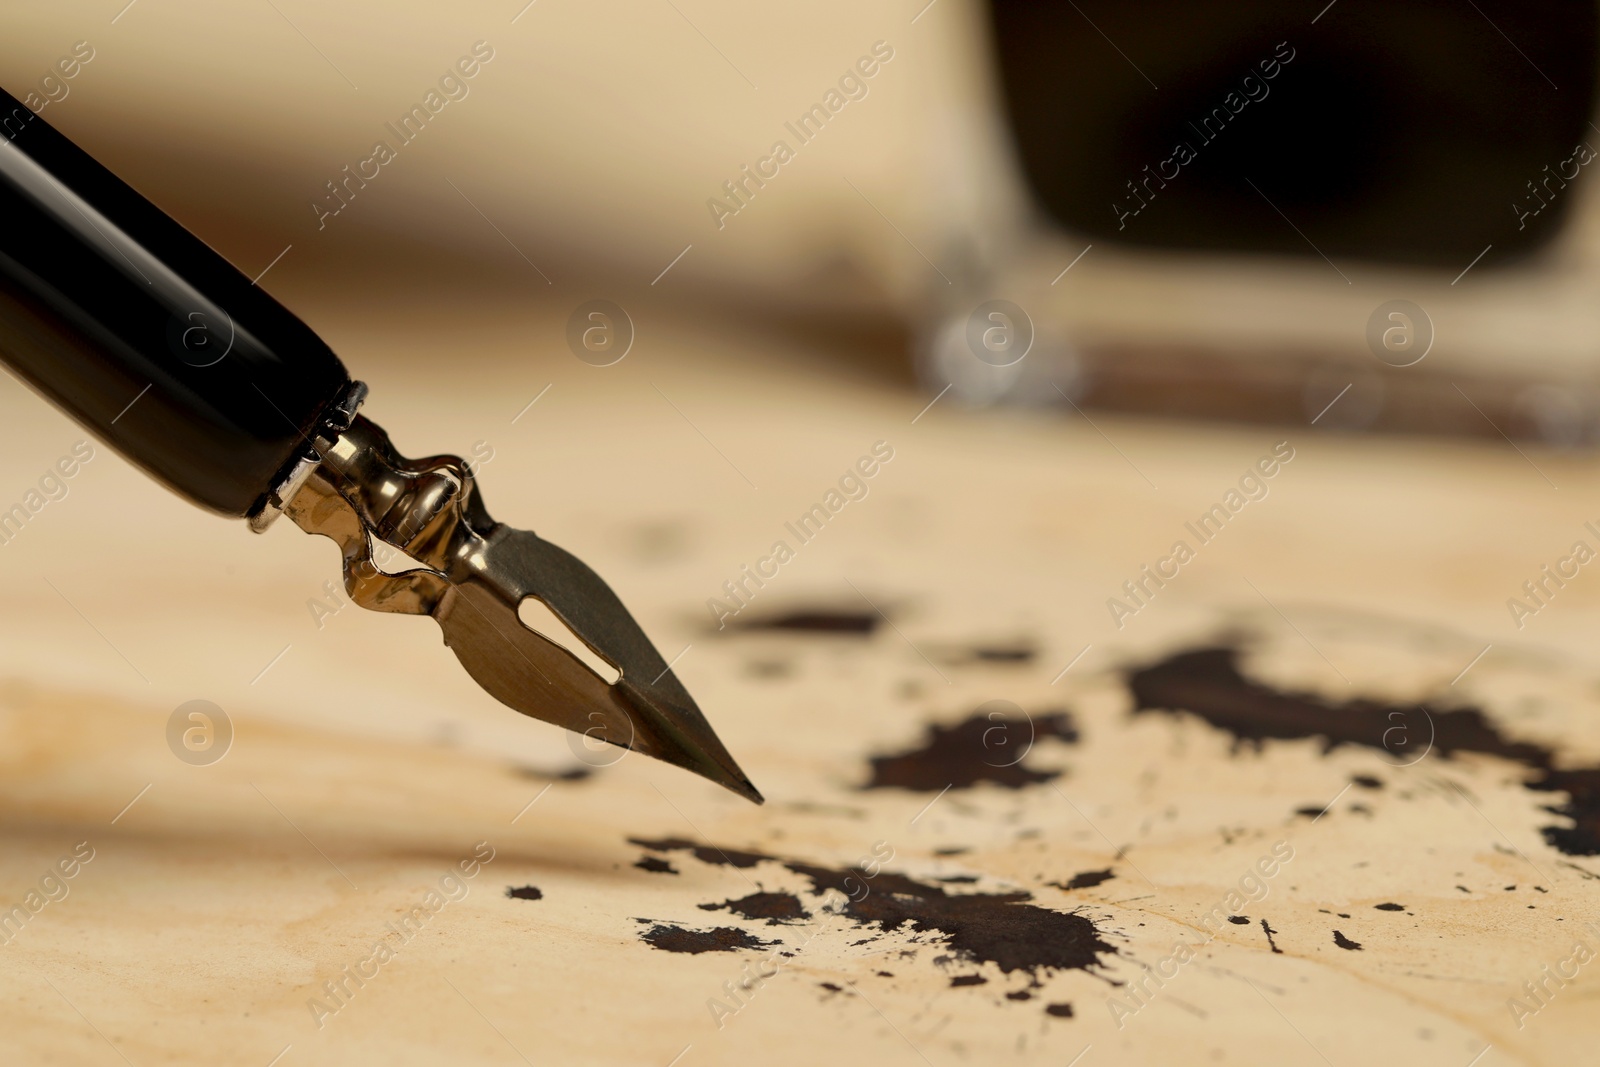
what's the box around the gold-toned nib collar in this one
[281,415,763,804]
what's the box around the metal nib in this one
[275,413,763,804]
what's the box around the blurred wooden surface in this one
[0,284,1597,1066]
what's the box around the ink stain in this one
[933,643,1039,666]
[864,711,1079,791]
[700,891,810,924]
[506,885,543,901]
[1332,930,1363,951]
[1352,774,1384,789]
[1128,645,1600,856]
[1227,915,1250,925]
[971,645,1037,664]
[1006,989,1033,1001]
[631,838,1116,982]
[512,764,592,782]
[737,610,878,634]
[1049,869,1114,891]
[1045,1003,1075,1018]
[638,923,776,954]
[628,836,769,868]
[819,982,844,993]
[635,856,678,875]
[1374,902,1405,911]
[950,974,988,986]
[1260,918,1282,954]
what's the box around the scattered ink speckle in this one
[1352,775,1383,789]
[1045,1003,1075,1018]
[640,924,776,954]
[1006,990,1033,1001]
[819,981,843,993]
[1374,902,1405,911]
[636,856,678,875]
[506,885,543,901]
[1260,918,1282,954]
[950,974,987,987]
[1227,915,1250,925]
[865,711,1078,791]
[1332,930,1363,951]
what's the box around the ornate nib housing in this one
[267,407,762,803]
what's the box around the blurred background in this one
[5,0,1597,444]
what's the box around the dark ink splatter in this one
[639,924,776,954]
[700,891,810,924]
[1332,930,1363,951]
[950,974,988,987]
[1351,775,1383,789]
[972,645,1036,664]
[1006,989,1033,1001]
[1127,645,1600,856]
[864,711,1079,791]
[506,885,543,901]
[1373,902,1405,911]
[1049,869,1114,891]
[1045,1003,1075,1018]
[512,764,593,782]
[737,611,877,634]
[631,838,1116,981]
[819,981,844,993]
[628,836,769,868]
[1227,915,1250,925]
[1260,918,1282,954]
[635,856,678,875]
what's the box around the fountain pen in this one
[0,87,761,803]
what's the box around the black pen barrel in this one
[0,88,350,518]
